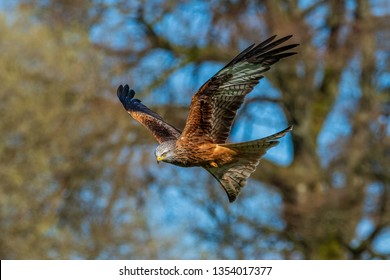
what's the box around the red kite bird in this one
[117,35,298,202]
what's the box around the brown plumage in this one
[117,35,298,202]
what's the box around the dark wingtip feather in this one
[117,85,123,99]
[256,34,278,48]
[224,35,298,69]
[117,84,137,110]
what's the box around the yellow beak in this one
[156,156,164,164]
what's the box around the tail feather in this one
[205,126,292,202]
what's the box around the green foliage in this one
[0,13,111,258]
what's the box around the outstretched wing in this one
[176,35,298,147]
[117,85,182,143]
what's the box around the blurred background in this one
[0,0,389,259]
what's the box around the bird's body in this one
[156,140,237,168]
[117,35,298,202]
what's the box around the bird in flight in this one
[117,35,298,202]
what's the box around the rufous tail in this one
[205,126,292,202]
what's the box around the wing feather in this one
[117,85,181,143]
[177,35,298,147]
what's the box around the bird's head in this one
[155,140,176,164]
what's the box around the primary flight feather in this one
[117,35,298,202]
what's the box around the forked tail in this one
[205,126,292,202]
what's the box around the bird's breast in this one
[170,143,237,167]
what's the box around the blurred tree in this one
[2,0,389,259]
[0,11,174,259]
